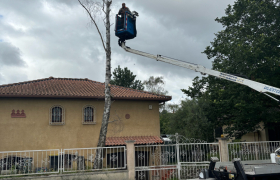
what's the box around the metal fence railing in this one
[180,162,209,180]
[62,146,126,172]
[134,143,219,167]
[134,143,219,179]
[179,143,220,163]
[178,143,219,179]
[135,144,178,168]
[228,141,280,161]
[4,140,280,178]
[135,167,178,180]
[0,149,60,176]
[0,146,126,177]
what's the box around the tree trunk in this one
[94,0,112,169]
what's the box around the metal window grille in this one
[83,106,95,124]
[49,106,64,125]
[52,107,62,122]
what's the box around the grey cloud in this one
[0,0,236,102]
[0,72,3,84]
[0,1,43,22]
[50,0,79,6]
[0,42,25,66]
[0,66,28,85]
[110,0,235,81]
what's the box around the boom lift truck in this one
[119,41,280,179]
[118,42,280,103]
[114,11,280,103]
[115,11,280,180]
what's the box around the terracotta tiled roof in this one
[105,136,164,146]
[0,77,171,101]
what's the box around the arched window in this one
[83,106,95,124]
[50,106,65,125]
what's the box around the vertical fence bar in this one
[176,142,180,180]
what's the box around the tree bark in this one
[94,0,112,169]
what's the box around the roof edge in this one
[0,77,104,88]
[0,94,172,101]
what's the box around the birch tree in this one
[144,76,168,95]
[78,0,112,168]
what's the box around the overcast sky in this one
[0,0,236,104]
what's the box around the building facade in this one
[0,77,171,151]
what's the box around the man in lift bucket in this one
[118,3,131,29]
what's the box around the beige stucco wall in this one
[0,98,160,151]
[240,122,268,142]
[223,122,269,142]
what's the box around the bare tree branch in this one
[108,119,118,123]
[102,0,106,13]
[103,18,106,27]
[78,0,106,52]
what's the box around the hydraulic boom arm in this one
[121,42,280,102]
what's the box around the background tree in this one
[78,0,112,168]
[144,76,169,111]
[159,109,173,135]
[143,76,168,95]
[182,0,280,138]
[110,66,144,90]
[165,103,179,113]
[160,98,214,141]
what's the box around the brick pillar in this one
[125,140,135,180]
[217,137,229,162]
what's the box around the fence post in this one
[217,137,229,162]
[175,133,181,180]
[60,149,63,174]
[126,140,136,180]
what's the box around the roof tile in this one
[0,77,171,101]
[105,136,163,146]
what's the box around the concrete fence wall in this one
[0,170,128,180]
